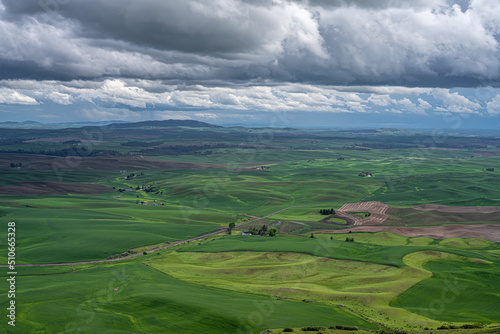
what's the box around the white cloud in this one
[47,92,72,105]
[486,94,500,114]
[386,108,403,114]
[394,98,427,115]
[418,98,432,110]
[335,86,433,95]
[194,112,218,120]
[0,89,39,105]
[1,79,499,121]
[432,88,481,113]
[368,94,392,106]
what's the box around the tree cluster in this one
[120,140,163,147]
[125,173,136,180]
[319,208,335,215]
[247,224,277,237]
[10,162,22,168]
[345,237,354,242]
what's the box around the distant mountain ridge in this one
[0,119,220,129]
[103,119,221,129]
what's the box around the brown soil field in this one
[0,181,113,195]
[422,147,461,151]
[473,150,500,157]
[0,153,223,171]
[319,224,500,242]
[413,204,500,214]
[157,142,287,149]
[336,201,390,225]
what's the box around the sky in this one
[1,0,500,128]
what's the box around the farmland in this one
[1,121,500,333]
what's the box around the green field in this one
[1,263,376,333]
[179,235,493,266]
[160,233,499,329]
[0,196,222,264]
[392,259,500,323]
[1,125,500,332]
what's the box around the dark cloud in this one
[3,0,279,54]
[0,59,68,80]
[0,0,499,87]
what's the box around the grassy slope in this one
[150,250,428,329]
[1,263,375,334]
[178,235,492,267]
[0,197,220,264]
[391,257,500,323]
[170,234,499,328]
[2,130,500,333]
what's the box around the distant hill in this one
[0,120,128,129]
[0,121,45,128]
[0,119,220,129]
[104,120,221,129]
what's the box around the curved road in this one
[2,204,319,268]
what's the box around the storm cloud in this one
[1,0,500,126]
[0,0,499,86]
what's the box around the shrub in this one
[334,325,358,331]
[283,328,294,332]
[301,326,325,331]
[342,326,358,331]
[461,324,482,329]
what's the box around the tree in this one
[345,237,350,242]
[228,222,236,235]
[268,228,277,237]
[350,238,354,242]
[258,224,268,236]
[330,236,333,240]
[310,233,314,238]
